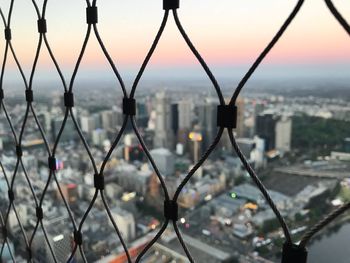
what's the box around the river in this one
[308,222,350,263]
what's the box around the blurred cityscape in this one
[1,81,350,263]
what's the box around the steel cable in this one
[228,0,350,254]
[63,0,132,261]
[230,0,305,105]
[297,0,350,249]
[300,202,350,247]
[18,0,58,256]
[227,0,306,245]
[133,6,227,262]
[325,0,350,35]
[0,163,16,262]
[0,2,34,261]
[0,1,348,262]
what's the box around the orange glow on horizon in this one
[2,1,349,70]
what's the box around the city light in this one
[244,203,258,210]
[122,192,137,202]
[204,194,212,201]
[230,192,237,199]
[189,132,202,142]
[53,234,64,242]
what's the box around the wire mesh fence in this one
[0,0,349,262]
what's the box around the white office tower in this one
[275,116,292,153]
[80,115,96,134]
[154,92,174,150]
[101,108,123,130]
[150,148,175,177]
[251,136,266,169]
[178,99,192,129]
[101,110,114,130]
[92,129,107,146]
[110,207,136,242]
[197,98,217,151]
[236,97,245,138]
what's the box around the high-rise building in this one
[178,99,192,130]
[110,207,136,242]
[124,133,143,162]
[275,116,292,153]
[236,97,245,138]
[171,103,179,137]
[92,129,107,146]
[197,98,217,153]
[150,148,175,176]
[115,164,152,194]
[236,136,266,169]
[51,118,79,142]
[177,99,192,148]
[153,92,174,150]
[37,111,52,133]
[256,113,276,151]
[32,218,74,263]
[256,113,292,153]
[100,110,114,130]
[80,115,96,134]
[136,101,149,128]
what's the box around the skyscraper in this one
[178,99,192,130]
[275,116,292,153]
[110,207,136,242]
[236,97,245,138]
[256,113,276,151]
[153,91,174,150]
[256,113,292,153]
[150,148,175,176]
[197,98,217,153]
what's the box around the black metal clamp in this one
[86,6,98,24]
[164,200,178,221]
[281,242,308,263]
[8,190,14,202]
[36,207,44,220]
[25,90,34,103]
[2,226,8,239]
[74,230,83,245]
[163,0,179,10]
[94,173,104,190]
[217,105,237,129]
[4,27,11,41]
[123,98,136,116]
[64,92,74,108]
[48,157,57,171]
[16,145,23,158]
[37,18,47,34]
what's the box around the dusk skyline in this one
[0,0,348,83]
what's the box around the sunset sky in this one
[0,0,349,81]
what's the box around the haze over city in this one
[0,1,350,263]
[0,0,349,82]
